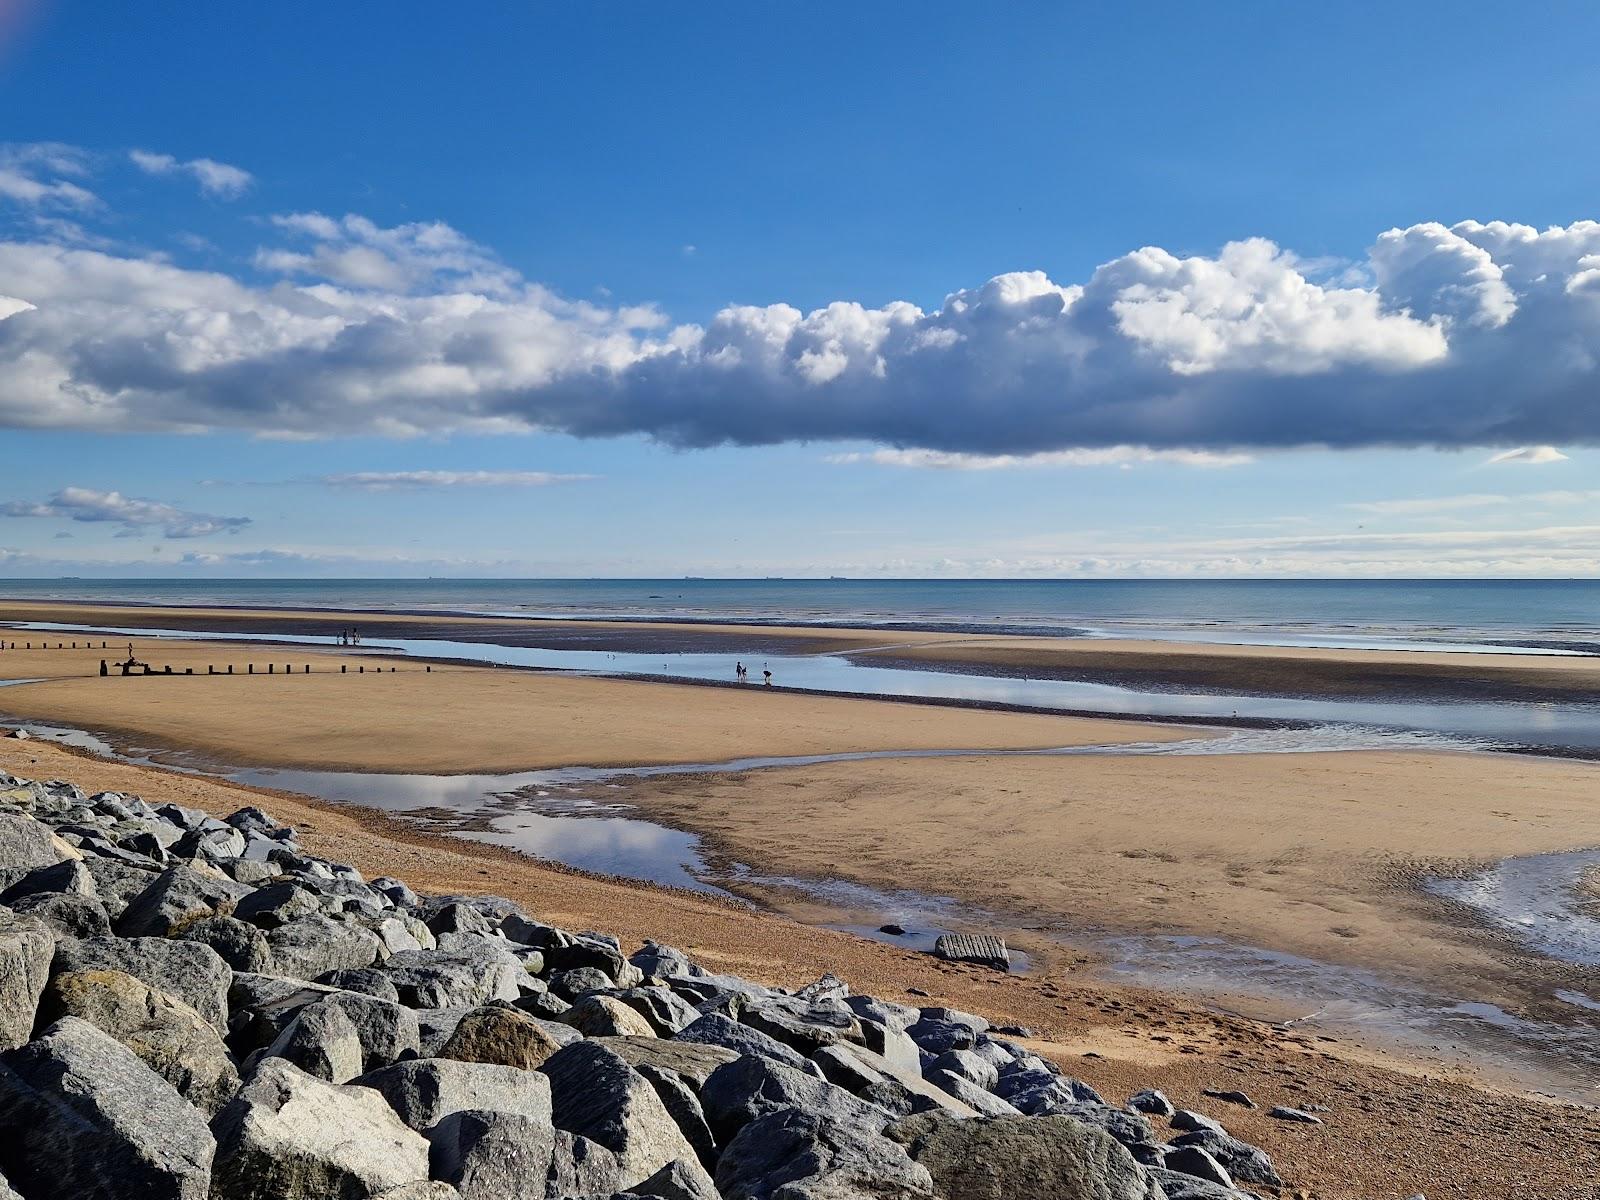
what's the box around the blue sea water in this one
[0,577,1597,651]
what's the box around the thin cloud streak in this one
[317,470,595,490]
[0,486,250,538]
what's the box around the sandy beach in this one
[0,639,1181,773]
[2,600,1600,1197]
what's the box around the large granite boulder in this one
[426,1108,555,1200]
[211,1057,431,1199]
[39,969,239,1114]
[0,909,54,1050]
[439,1005,563,1071]
[715,1108,934,1200]
[886,1111,1165,1200]
[54,936,232,1034]
[356,1057,552,1130]
[541,1040,714,1193]
[0,1017,215,1200]
[116,864,249,938]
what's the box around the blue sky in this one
[0,1,1598,577]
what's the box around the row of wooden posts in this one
[1,641,112,650]
[99,661,432,677]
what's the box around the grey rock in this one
[923,1068,1022,1115]
[634,1063,716,1172]
[426,1109,554,1200]
[383,949,522,1009]
[211,1057,431,1199]
[699,1053,892,1145]
[0,1016,215,1200]
[266,913,384,980]
[81,857,160,921]
[318,967,402,1002]
[1163,1145,1235,1189]
[260,997,366,1083]
[1170,1108,1226,1134]
[548,1130,623,1199]
[563,993,659,1038]
[1052,1101,1163,1162]
[440,1004,564,1070]
[905,1016,977,1055]
[425,902,496,937]
[55,936,231,1034]
[39,969,240,1115]
[1170,1128,1282,1188]
[716,1109,933,1200]
[515,989,573,1020]
[0,857,96,904]
[673,1012,807,1069]
[116,864,249,938]
[179,914,274,972]
[541,1040,713,1192]
[12,889,111,938]
[590,1035,740,1089]
[374,1185,460,1199]
[814,1041,980,1119]
[624,1157,722,1200]
[1130,1087,1175,1117]
[604,985,700,1035]
[888,1111,1163,1200]
[1147,1166,1248,1199]
[356,1057,552,1130]
[0,809,65,873]
[1268,1104,1322,1123]
[549,965,616,1000]
[927,1047,998,1091]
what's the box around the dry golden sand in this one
[0,640,1182,773]
[1,735,1596,1200]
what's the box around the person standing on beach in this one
[763,667,772,686]
[736,660,746,681]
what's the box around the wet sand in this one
[2,735,1595,1200]
[4,597,1599,703]
[606,748,1600,1009]
[0,640,1182,774]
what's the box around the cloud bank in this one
[0,487,250,538]
[2,184,1600,454]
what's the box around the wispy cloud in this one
[316,470,595,490]
[0,143,97,209]
[1485,446,1569,466]
[828,447,1253,470]
[0,487,250,538]
[1348,489,1600,516]
[129,149,253,199]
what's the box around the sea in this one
[0,577,1597,654]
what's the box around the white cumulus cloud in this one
[2,212,1600,457]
